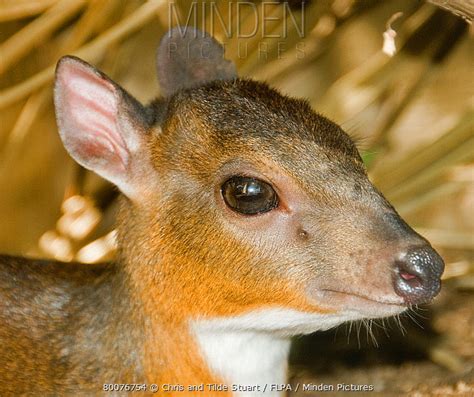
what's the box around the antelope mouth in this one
[314,289,407,317]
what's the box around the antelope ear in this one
[157,27,237,96]
[54,56,148,198]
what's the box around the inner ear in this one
[157,27,237,97]
[57,61,127,170]
[54,56,147,197]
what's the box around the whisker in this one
[381,317,390,338]
[404,309,425,329]
[347,320,354,345]
[371,320,379,347]
[356,320,362,348]
[395,314,407,336]
[410,306,429,320]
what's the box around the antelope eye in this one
[221,176,279,215]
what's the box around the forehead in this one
[156,79,365,184]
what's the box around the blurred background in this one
[0,0,472,395]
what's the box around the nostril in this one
[398,268,422,288]
[400,271,417,281]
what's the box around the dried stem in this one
[0,89,52,171]
[316,5,437,118]
[398,180,467,216]
[371,111,474,201]
[415,228,474,250]
[427,0,473,24]
[0,0,58,23]
[0,0,165,109]
[0,0,86,75]
[0,0,123,169]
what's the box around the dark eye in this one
[221,176,279,215]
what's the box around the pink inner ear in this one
[58,64,129,172]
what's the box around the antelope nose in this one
[393,246,445,305]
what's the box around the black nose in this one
[393,246,445,305]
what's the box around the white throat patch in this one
[193,328,290,396]
[190,307,369,396]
